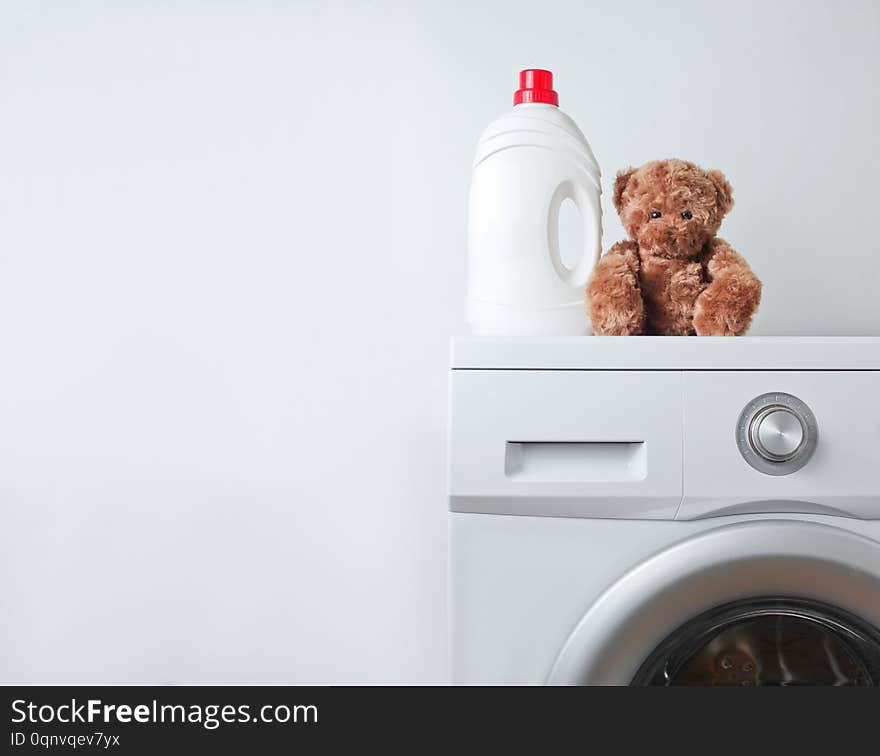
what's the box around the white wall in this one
[1,1,878,684]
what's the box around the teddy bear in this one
[587,159,761,336]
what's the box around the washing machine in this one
[448,336,880,685]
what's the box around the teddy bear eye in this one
[681,210,693,220]
[649,211,662,219]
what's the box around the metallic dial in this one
[736,393,818,476]
[751,407,804,461]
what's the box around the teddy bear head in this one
[613,159,734,259]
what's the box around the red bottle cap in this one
[513,69,559,106]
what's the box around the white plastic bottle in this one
[466,69,602,335]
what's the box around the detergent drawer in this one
[680,371,880,519]
[448,370,682,519]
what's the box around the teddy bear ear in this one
[613,167,636,213]
[707,169,734,215]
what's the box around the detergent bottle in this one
[466,69,602,335]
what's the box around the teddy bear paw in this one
[693,271,761,336]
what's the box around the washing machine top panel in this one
[448,340,880,519]
[451,336,880,371]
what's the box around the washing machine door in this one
[547,520,880,686]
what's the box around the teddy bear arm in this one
[701,238,751,280]
[694,239,762,336]
[587,241,645,335]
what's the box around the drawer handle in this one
[505,441,647,482]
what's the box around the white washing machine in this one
[448,337,880,685]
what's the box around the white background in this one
[1,1,878,683]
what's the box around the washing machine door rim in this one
[547,519,880,686]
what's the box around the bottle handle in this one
[548,178,603,288]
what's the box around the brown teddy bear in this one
[587,159,761,336]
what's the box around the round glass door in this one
[632,599,880,686]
